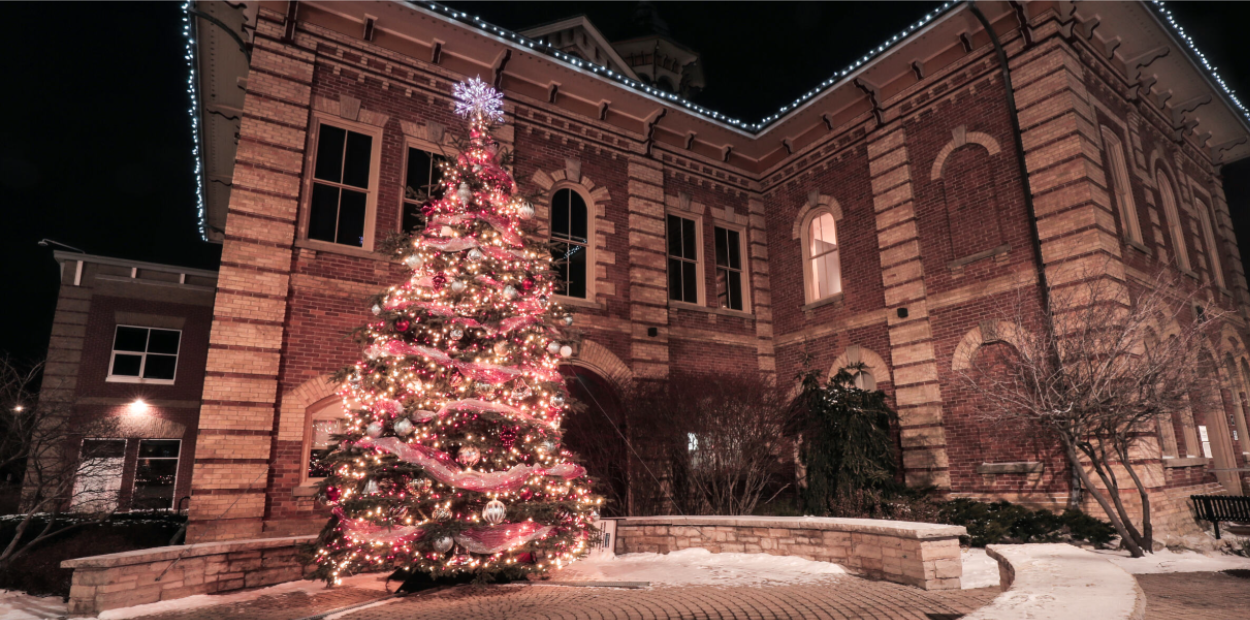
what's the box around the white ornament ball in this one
[366,422,384,438]
[404,254,423,269]
[433,505,452,521]
[518,201,535,220]
[559,345,573,358]
[547,342,561,354]
[371,304,382,315]
[450,279,467,293]
[393,418,414,437]
[363,479,379,495]
[561,315,574,327]
[467,248,484,262]
[493,341,510,355]
[457,445,481,466]
[432,536,454,553]
[439,225,455,237]
[450,328,464,341]
[482,499,507,525]
[541,440,556,453]
[457,183,473,204]
[503,285,518,300]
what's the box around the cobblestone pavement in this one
[339,578,999,620]
[122,585,389,620]
[1136,571,1250,620]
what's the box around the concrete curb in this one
[963,543,1146,620]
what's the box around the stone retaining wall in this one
[61,535,315,616]
[611,516,966,590]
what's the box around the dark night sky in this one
[3,2,1250,363]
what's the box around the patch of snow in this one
[1093,548,1250,574]
[550,548,846,588]
[95,573,388,620]
[960,548,1002,589]
[0,590,67,620]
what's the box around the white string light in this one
[182,1,208,242]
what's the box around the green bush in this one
[938,498,1115,547]
[0,512,185,597]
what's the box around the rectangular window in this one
[71,439,125,513]
[666,214,700,304]
[401,146,447,234]
[713,226,745,311]
[309,122,374,247]
[308,416,347,479]
[108,326,181,384]
[1196,200,1226,288]
[551,189,590,298]
[132,440,180,511]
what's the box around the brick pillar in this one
[747,194,777,376]
[626,159,670,381]
[187,20,314,542]
[867,127,951,489]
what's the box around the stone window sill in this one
[293,484,320,497]
[948,244,1011,271]
[1162,457,1211,469]
[976,461,1043,475]
[1125,238,1152,256]
[1180,267,1200,282]
[553,294,604,311]
[668,300,754,320]
[295,238,389,262]
[802,293,844,312]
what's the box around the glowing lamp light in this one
[127,399,150,415]
[12,405,23,413]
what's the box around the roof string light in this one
[182,1,208,242]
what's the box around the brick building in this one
[181,0,1250,542]
[37,252,217,513]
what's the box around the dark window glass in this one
[139,440,181,458]
[551,189,589,298]
[310,123,372,246]
[337,189,367,247]
[313,125,346,183]
[143,355,177,380]
[112,354,142,377]
[666,215,700,304]
[342,132,373,188]
[147,330,180,355]
[714,227,744,310]
[114,327,148,352]
[403,147,446,234]
[308,184,340,242]
[133,440,180,511]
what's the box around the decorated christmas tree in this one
[309,77,602,584]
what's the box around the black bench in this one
[1190,494,1250,539]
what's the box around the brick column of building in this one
[867,127,951,490]
[187,18,314,542]
[626,159,671,380]
[747,194,777,376]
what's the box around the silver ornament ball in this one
[482,499,507,525]
[457,183,473,204]
[450,279,467,293]
[450,328,464,341]
[363,479,379,495]
[503,285,518,300]
[518,201,535,220]
[457,445,481,466]
[404,254,423,269]
[561,315,574,327]
[551,394,566,406]
[365,422,384,438]
[546,341,561,354]
[371,304,382,315]
[393,418,415,437]
[432,536,454,553]
[433,505,452,520]
[467,248,484,262]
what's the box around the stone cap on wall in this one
[61,535,316,570]
[610,516,965,540]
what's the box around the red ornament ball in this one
[521,277,535,291]
[432,273,447,290]
[395,319,410,332]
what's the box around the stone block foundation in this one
[611,515,966,590]
[61,535,315,616]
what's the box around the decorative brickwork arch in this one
[278,375,340,443]
[929,125,1003,181]
[1217,323,1247,359]
[951,320,1030,372]
[828,344,892,388]
[791,194,844,240]
[570,339,633,390]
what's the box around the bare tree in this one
[956,266,1223,558]
[621,374,793,516]
[0,357,119,572]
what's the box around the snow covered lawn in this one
[1094,547,1250,574]
[550,548,846,588]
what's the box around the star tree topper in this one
[453,75,506,124]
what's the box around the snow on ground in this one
[549,548,846,588]
[94,573,389,620]
[960,548,1002,590]
[0,590,67,620]
[1093,548,1250,574]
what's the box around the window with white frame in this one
[805,211,842,302]
[713,226,746,311]
[1196,198,1226,288]
[1100,128,1143,244]
[108,326,181,384]
[308,121,376,247]
[666,214,701,304]
[401,145,447,234]
[71,439,125,513]
[1156,171,1190,271]
[132,439,180,510]
[550,188,590,299]
[306,400,348,481]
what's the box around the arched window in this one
[1196,198,1226,288]
[1156,171,1190,271]
[550,188,589,298]
[305,398,347,482]
[853,370,877,391]
[804,211,841,302]
[1100,128,1142,244]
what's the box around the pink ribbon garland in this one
[333,507,552,555]
[357,437,585,492]
[421,237,478,252]
[378,342,555,386]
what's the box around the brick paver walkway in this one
[1136,571,1250,620]
[340,578,998,620]
[122,585,389,620]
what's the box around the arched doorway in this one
[560,365,631,516]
